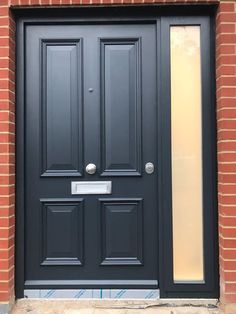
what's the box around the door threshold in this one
[24,289,160,299]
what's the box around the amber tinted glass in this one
[170,26,204,282]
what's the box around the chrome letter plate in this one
[71,181,112,195]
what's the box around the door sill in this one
[24,289,160,299]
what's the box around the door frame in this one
[15,5,218,299]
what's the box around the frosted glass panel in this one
[170,26,204,282]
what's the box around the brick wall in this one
[0,0,235,308]
[217,0,236,306]
[0,5,15,304]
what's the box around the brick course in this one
[0,0,235,309]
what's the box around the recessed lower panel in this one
[100,198,143,265]
[40,198,83,266]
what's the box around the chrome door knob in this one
[86,163,97,175]
[145,162,155,174]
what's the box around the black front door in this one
[24,23,158,289]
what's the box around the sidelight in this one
[170,26,204,282]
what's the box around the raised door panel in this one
[100,39,142,176]
[100,198,143,265]
[40,198,84,266]
[41,40,83,177]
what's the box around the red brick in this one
[0,259,13,270]
[221,249,236,261]
[0,247,14,260]
[220,205,236,217]
[225,271,236,281]
[218,55,236,65]
[0,69,11,79]
[0,18,10,28]
[218,141,236,152]
[217,98,236,110]
[219,76,236,86]
[0,207,14,218]
[223,294,236,303]
[220,224,236,237]
[0,165,15,175]
[0,155,14,164]
[218,163,236,173]
[0,133,15,142]
[217,45,235,58]
[219,3,236,13]
[0,37,9,46]
[0,187,15,196]
[0,92,14,104]
[0,112,14,122]
[0,145,15,156]
[0,268,14,281]
[218,183,236,193]
[0,175,15,185]
[217,88,236,99]
[219,197,236,208]
[218,130,236,140]
[225,283,236,294]
[0,126,12,137]
[0,48,10,59]
[217,65,236,77]
[0,7,9,16]
[0,101,15,111]
[220,216,236,228]
[0,292,10,302]
[0,282,11,291]
[0,28,9,37]
[0,122,15,132]
[220,256,236,271]
[219,23,235,34]
[0,227,14,239]
[219,173,236,184]
[0,59,10,68]
[11,0,21,5]
[0,237,14,250]
[217,13,236,23]
[218,119,236,129]
[218,108,236,119]
[30,0,41,4]
[0,195,15,207]
[0,216,15,228]
[222,238,236,249]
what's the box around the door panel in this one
[41,198,84,266]
[25,23,158,289]
[100,198,143,266]
[100,39,141,176]
[41,40,83,177]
